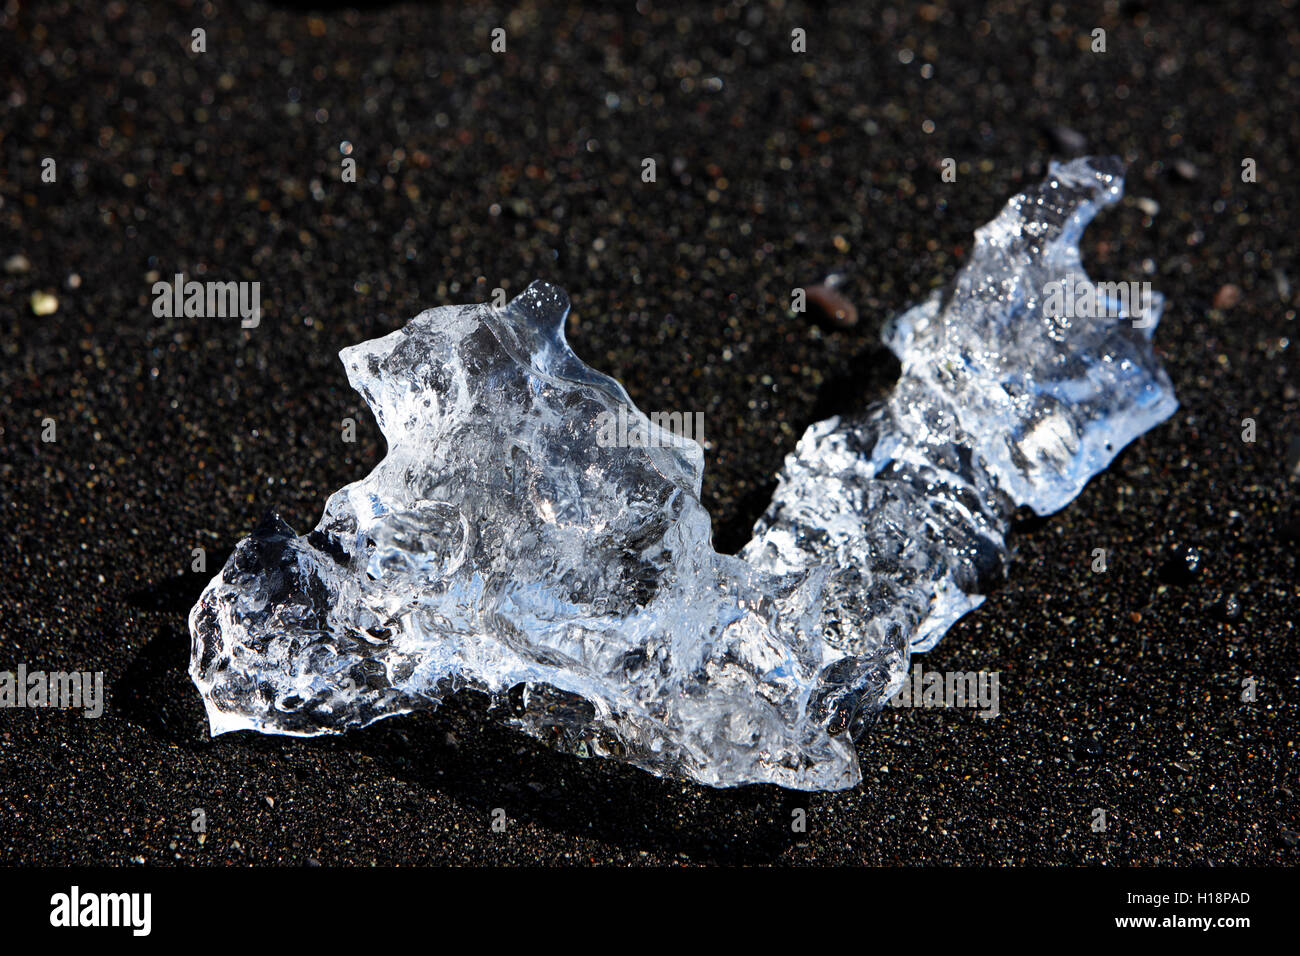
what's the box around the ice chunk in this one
[189,157,1176,790]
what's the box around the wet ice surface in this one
[189,157,1177,790]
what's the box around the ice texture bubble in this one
[189,157,1177,790]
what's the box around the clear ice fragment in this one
[189,157,1177,790]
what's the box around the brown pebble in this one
[805,283,858,327]
[1213,284,1242,309]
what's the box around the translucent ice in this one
[189,157,1177,790]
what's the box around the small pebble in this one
[4,253,31,274]
[30,291,59,315]
[1171,159,1199,181]
[1159,545,1204,585]
[1213,284,1242,309]
[1049,126,1087,154]
[805,283,858,328]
